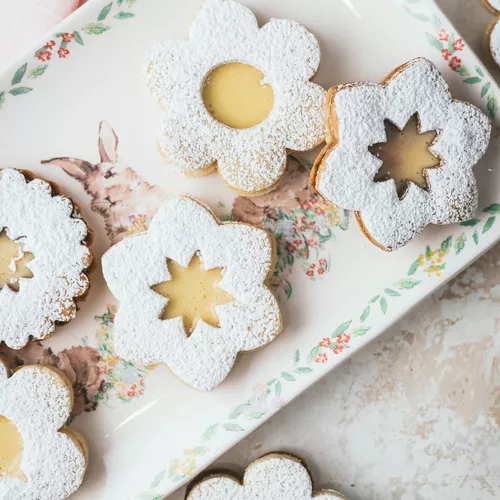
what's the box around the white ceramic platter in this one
[0,0,499,498]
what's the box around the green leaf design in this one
[432,15,441,32]
[384,288,401,297]
[201,424,218,443]
[0,92,5,109]
[460,218,480,227]
[473,230,479,245]
[351,326,370,336]
[275,380,282,396]
[456,66,468,76]
[396,278,421,289]
[476,66,485,77]
[117,0,124,5]
[332,320,352,336]
[83,23,111,34]
[455,233,466,255]
[247,412,265,420]
[487,94,498,119]
[380,297,388,314]
[28,64,48,79]
[484,203,500,214]
[223,423,244,432]
[463,77,482,84]
[228,404,246,420]
[440,236,452,254]
[425,245,432,258]
[73,31,84,45]
[98,3,112,20]
[115,11,136,19]
[360,306,370,322]
[267,378,276,386]
[481,82,491,98]
[193,447,209,455]
[293,350,300,366]
[483,216,495,234]
[127,0,137,5]
[369,295,380,303]
[9,87,32,95]
[425,33,443,51]
[11,63,27,85]
[308,346,320,363]
[293,367,313,374]
[281,371,296,382]
[408,258,420,276]
[150,469,166,488]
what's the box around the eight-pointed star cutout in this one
[0,230,34,292]
[151,253,234,336]
[369,113,441,199]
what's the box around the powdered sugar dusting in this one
[0,169,92,348]
[0,359,87,500]
[144,0,326,196]
[489,20,500,67]
[315,58,491,251]
[102,195,282,391]
[187,454,347,500]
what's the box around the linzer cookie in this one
[484,0,500,66]
[144,0,326,197]
[312,57,491,251]
[0,358,88,499]
[187,453,347,500]
[102,194,282,391]
[0,169,92,348]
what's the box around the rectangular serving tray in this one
[1,0,499,498]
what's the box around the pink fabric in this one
[0,0,83,69]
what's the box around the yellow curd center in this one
[0,230,34,292]
[0,416,23,478]
[369,115,440,199]
[202,62,274,129]
[152,254,234,335]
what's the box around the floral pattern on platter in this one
[231,155,348,299]
[94,306,154,404]
[398,0,499,118]
[0,0,138,110]
[143,197,500,496]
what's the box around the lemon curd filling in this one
[0,415,23,478]
[152,254,234,335]
[203,62,274,129]
[0,230,34,292]
[370,114,440,199]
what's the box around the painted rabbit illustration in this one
[43,121,165,243]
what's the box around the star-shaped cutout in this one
[151,253,234,336]
[369,114,441,199]
[0,230,34,292]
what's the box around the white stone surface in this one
[169,1,500,498]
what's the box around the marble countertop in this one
[171,2,500,499]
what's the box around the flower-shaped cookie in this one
[102,195,282,391]
[187,453,347,500]
[0,359,87,499]
[484,0,500,66]
[144,0,326,197]
[0,169,92,348]
[312,58,491,251]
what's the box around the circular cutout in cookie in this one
[203,62,274,129]
[0,415,23,478]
